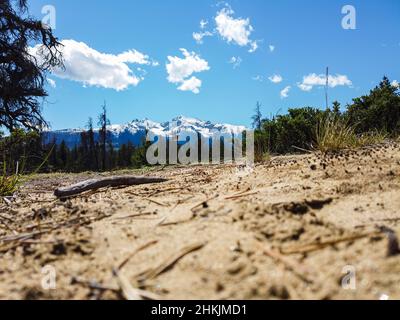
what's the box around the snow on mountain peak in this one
[43,116,248,148]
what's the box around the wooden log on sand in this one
[54,176,168,198]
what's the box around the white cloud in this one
[298,73,352,91]
[166,48,210,94]
[392,80,399,88]
[228,56,242,69]
[252,75,264,82]
[269,45,275,52]
[200,19,208,29]
[178,76,202,94]
[115,49,155,65]
[215,7,258,52]
[248,41,259,53]
[193,18,214,44]
[193,31,213,44]
[31,39,157,91]
[268,74,283,84]
[298,83,313,92]
[47,78,56,88]
[280,86,291,99]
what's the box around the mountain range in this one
[43,116,247,149]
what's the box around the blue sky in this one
[28,0,400,129]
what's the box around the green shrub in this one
[253,77,398,155]
[346,77,400,135]
[261,107,325,154]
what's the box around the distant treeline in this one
[0,130,243,174]
[0,105,150,173]
[252,77,400,156]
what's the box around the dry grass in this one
[0,163,20,197]
[316,116,386,153]
[255,151,271,163]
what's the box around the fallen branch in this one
[190,195,218,212]
[125,191,169,207]
[147,187,187,197]
[0,214,13,223]
[139,242,206,280]
[281,232,380,255]
[158,218,194,227]
[376,217,400,223]
[116,240,158,271]
[154,216,168,227]
[228,187,251,197]
[225,191,259,200]
[2,197,13,205]
[112,268,161,300]
[54,176,168,198]
[144,198,168,207]
[0,230,46,243]
[255,240,314,284]
[71,276,120,293]
[112,212,155,221]
[171,196,196,211]
[291,145,314,154]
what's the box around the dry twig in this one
[255,240,314,284]
[112,268,160,300]
[190,196,218,212]
[116,240,158,271]
[225,191,259,200]
[281,232,381,255]
[139,242,206,280]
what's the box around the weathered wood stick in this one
[138,242,206,281]
[112,268,161,300]
[54,176,168,198]
[281,231,381,255]
[255,240,315,284]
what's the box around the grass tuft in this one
[0,162,21,197]
[0,147,54,198]
[316,116,386,153]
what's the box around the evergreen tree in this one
[347,76,400,134]
[48,138,57,171]
[79,130,89,170]
[332,101,341,117]
[0,0,63,132]
[126,141,135,167]
[58,140,68,169]
[107,140,116,169]
[86,117,98,171]
[70,145,79,171]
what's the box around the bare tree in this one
[98,102,110,171]
[251,101,263,130]
[0,0,63,132]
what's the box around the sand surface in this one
[1,141,400,300]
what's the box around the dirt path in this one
[1,141,400,300]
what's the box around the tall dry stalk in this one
[316,116,386,153]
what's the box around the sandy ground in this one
[1,141,400,300]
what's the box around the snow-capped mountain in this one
[43,116,247,148]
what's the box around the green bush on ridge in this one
[254,77,400,156]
